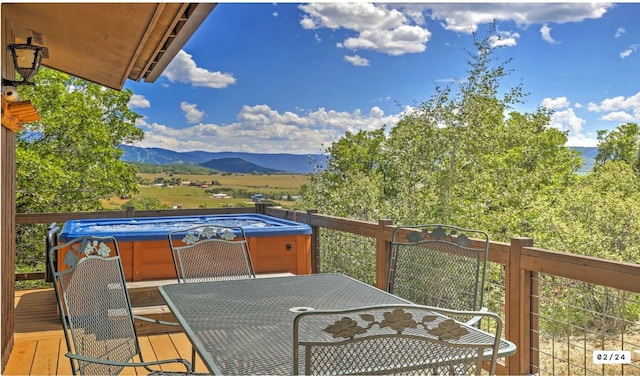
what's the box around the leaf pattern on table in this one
[427,319,470,340]
[321,308,470,341]
[324,317,367,339]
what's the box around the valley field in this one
[101,173,309,210]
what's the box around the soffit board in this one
[2,3,215,90]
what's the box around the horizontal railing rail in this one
[14,204,640,374]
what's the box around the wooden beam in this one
[14,272,45,281]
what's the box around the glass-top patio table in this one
[159,273,516,375]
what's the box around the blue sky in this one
[125,2,640,154]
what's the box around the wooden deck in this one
[5,273,294,375]
[4,287,207,375]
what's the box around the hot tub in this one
[58,214,312,281]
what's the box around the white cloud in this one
[426,3,613,33]
[298,3,612,57]
[128,94,150,109]
[180,102,205,123]
[370,106,385,118]
[300,17,315,29]
[299,3,431,56]
[541,97,570,110]
[588,92,640,112]
[540,24,558,44]
[549,108,585,133]
[587,92,640,122]
[620,44,639,59]
[488,31,519,47]
[539,99,601,147]
[600,111,636,122]
[548,108,596,148]
[162,50,236,89]
[135,104,408,154]
[344,54,370,66]
[566,133,598,147]
[614,27,625,37]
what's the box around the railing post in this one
[307,210,320,274]
[125,206,135,218]
[255,202,272,214]
[375,219,393,290]
[506,237,534,375]
[530,269,540,375]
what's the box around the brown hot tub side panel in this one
[248,234,311,275]
[132,240,177,282]
[58,234,312,281]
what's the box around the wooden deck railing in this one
[14,204,640,374]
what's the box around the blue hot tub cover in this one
[59,213,312,242]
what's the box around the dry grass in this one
[101,173,308,210]
[137,172,308,190]
[535,332,640,375]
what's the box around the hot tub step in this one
[132,305,183,335]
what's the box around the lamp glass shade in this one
[14,48,37,69]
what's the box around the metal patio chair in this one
[168,224,256,370]
[387,224,490,325]
[49,235,192,375]
[45,222,60,283]
[293,304,503,375]
[168,224,256,283]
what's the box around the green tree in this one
[16,67,144,213]
[121,197,169,210]
[531,161,640,333]
[534,161,640,262]
[14,68,143,277]
[299,128,389,220]
[595,122,640,173]
[298,27,582,241]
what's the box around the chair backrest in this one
[45,222,60,283]
[387,224,489,312]
[168,224,256,283]
[293,304,503,375]
[49,235,141,375]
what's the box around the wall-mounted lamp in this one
[2,37,44,87]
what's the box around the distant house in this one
[180,181,191,186]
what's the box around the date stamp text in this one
[592,351,632,364]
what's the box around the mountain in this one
[119,145,328,174]
[120,145,597,174]
[200,158,283,174]
[188,151,328,173]
[119,145,203,165]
